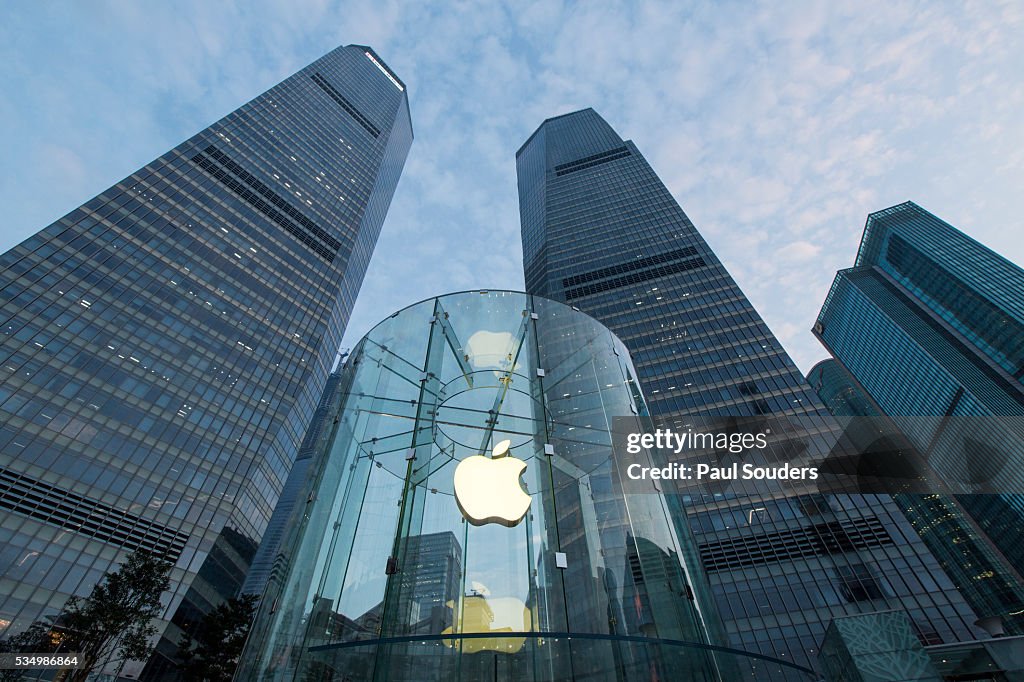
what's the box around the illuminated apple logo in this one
[454,439,531,527]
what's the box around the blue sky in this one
[2,1,1022,373]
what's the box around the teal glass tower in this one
[813,201,1024,633]
[814,202,1024,416]
[0,44,411,678]
[517,111,983,670]
[238,290,815,681]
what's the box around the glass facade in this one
[0,44,412,679]
[241,372,344,597]
[814,201,1024,633]
[806,359,882,420]
[807,359,1024,639]
[517,111,983,670]
[238,290,815,681]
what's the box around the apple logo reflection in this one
[441,581,531,654]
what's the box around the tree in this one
[176,594,258,682]
[0,620,58,682]
[56,550,172,682]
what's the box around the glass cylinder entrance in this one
[238,291,814,681]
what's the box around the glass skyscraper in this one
[813,201,1024,634]
[517,110,982,670]
[814,202,1024,417]
[0,44,411,679]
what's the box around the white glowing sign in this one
[453,440,531,527]
[364,51,404,91]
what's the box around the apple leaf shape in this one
[454,455,531,527]
[491,439,511,458]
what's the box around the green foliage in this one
[176,594,258,682]
[56,550,172,682]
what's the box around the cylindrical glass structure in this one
[238,291,814,681]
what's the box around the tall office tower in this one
[813,201,1024,634]
[393,531,463,635]
[0,44,412,679]
[517,111,981,670]
[305,532,462,644]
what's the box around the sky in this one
[1,1,1023,374]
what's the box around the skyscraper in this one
[813,201,1024,633]
[517,110,982,669]
[0,44,411,679]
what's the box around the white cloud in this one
[776,240,823,263]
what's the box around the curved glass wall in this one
[238,291,814,681]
